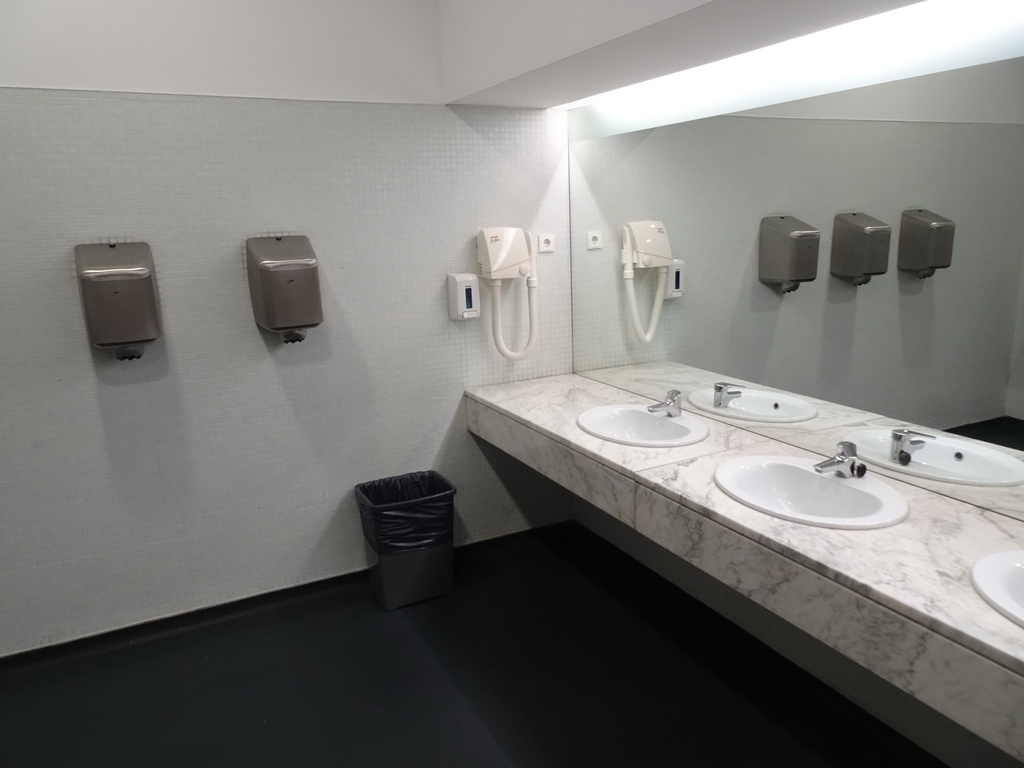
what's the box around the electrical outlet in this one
[537,233,555,253]
[586,231,602,250]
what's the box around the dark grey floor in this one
[0,522,948,768]
[948,416,1024,451]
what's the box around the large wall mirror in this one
[568,57,1024,520]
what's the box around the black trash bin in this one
[355,470,456,610]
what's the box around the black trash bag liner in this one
[355,470,455,555]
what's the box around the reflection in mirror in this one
[568,58,1024,520]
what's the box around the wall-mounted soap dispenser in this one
[830,212,891,286]
[75,241,161,360]
[898,209,955,279]
[447,273,480,321]
[245,236,323,343]
[759,216,820,294]
[664,259,685,299]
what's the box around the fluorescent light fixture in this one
[565,0,1024,140]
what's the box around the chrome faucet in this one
[647,389,682,418]
[713,382,743,408]
[890,428,935,465]
[814,441,867,478]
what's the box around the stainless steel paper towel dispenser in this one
[75,241,161,360]
[830,212,891,286]
[759,216,820,294]
[898,209,955,279]
[245,235,323,343]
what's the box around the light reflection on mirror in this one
[565,0,1024,140]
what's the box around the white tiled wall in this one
[0,88,572,657]
[571,115,1024,429]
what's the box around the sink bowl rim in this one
[714,454,909,529]
[687,388,817,423]
[971,550,1024,630]
[844,428,1024,487]
[576,403,709,448]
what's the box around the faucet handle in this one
[713,382,743,408]
[892,428,934,440]
[891,428,935,465]
[836,440,858,459]
[837,441,866,476]
[648,389,683,417]
[815,440,867,478]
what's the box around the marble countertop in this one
[580,361,1024,522]
[463,374,762,476]
[578,360,880,434]
[466,366,1024,679]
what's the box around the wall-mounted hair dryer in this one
[477,227,538,361]
[621,221,674,343]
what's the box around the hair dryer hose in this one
[624,266,667,344]
[490,279,538,361]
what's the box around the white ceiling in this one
[0,0,919,107]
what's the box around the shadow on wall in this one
[725,242,782,380]
[312,394,520,583]
[312,400,579,587]
[897,267,934,376]
[273,272,378,582]
[817,273,860,391]
[269,258,377,472]
[94,336,194,521]
[319,487,375,580]
[471,436,575,532]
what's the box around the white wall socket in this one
[537,233,555,253]
[586,231,602,249]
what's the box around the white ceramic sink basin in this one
[714,455,908,529]
[972,551,1024,629]
[844,429,1024,487]
[688,388,817,423]
[576,404,709,448]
